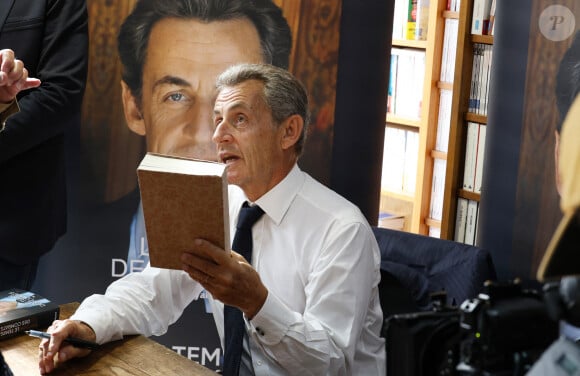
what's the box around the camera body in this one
[383,280,559,376]
[457,281,558,375]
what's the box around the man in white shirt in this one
[38,64,386,375]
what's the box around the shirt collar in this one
[254,164,304,226]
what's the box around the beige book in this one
[137,153,230,270]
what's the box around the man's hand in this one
[181,239,269,319]
[38,319,97,374]
[0,49,41,103]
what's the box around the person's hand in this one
[0,49,41,103]
[181,239,268,319]
[38,319,96,374]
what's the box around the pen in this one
[25,330,99,350]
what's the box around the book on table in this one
[0,289,59,340]
[137,152,230,270]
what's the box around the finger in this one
[21,77,41,90]
[6,59,24,83]
[0,49,15,74]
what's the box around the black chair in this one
[373,226,497,318]
[374,227,497,375]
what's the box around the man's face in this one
[124,17,264,161]
[213,80,288,200]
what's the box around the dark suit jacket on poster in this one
[0,0,88,265]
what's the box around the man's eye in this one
[167,93,185,102]
[235,115,246,125]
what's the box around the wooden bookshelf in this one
[380,0,450,235]
[440,0,494,240]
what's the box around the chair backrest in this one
[373,226,497,315]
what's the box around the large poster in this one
[479,0,580,280]
[32,0,342,372]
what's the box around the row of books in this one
[435,89,453,153]
[463,122,487,194]
[429,158,447,221]
[471,0,496,35]
[392,0,430,41]
[469,43,494,116]
[381,126,419,196]
[440,18,459,84]
[454,198,480,245]
[387,48,425,120]
[447,0,461,12]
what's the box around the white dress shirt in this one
[72,164,386,375]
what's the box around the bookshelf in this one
[380,0,450,235]
[440,0,494,241]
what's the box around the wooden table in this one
[0,303,218,375]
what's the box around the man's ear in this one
[121,81,146,136]
[280,114,303,151]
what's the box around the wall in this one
[480,0,580,281]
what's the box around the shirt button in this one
[256,360,263,366]
[256,327,265,336]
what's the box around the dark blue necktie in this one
[223,202,265,376]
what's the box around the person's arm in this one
[0,101,18,132]
[0,0,88,162]
[38,267,202,374]
[248,222,381,374]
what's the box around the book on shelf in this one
[0,289,59,340]
[454,197,468,243]
[378,212,406,231]
[474,124,487,194]
[414,0,430,41]
[464,200,479,245]
[390,48,425,120]
[440,18,459,83]
[447,0,460,12]
[402,130,419,194]
[406,0,418,40]
[471,0,493,35]
[137,152,230,270]
[489,0,496,36]
[462,122,480,191]
[387,53,398,114]
[392,0,409,40]
[435,89,453,152]
[429,158,447,221]
[381,126,419,195]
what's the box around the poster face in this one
[480,0,580,280]
[32,0,342,371]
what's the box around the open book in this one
[137,153,230,270]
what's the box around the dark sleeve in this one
[0,0,88,163]
[0,350,13,376]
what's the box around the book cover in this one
[471,0,492,35]
[406,0,418,40]
[0,290,59,340]
[462,122,479,191]
[454,197,468,243]
[137,153,230,270]
[464,200,479,245]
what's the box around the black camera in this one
[383,280,559,376]
[457,280,558,375]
